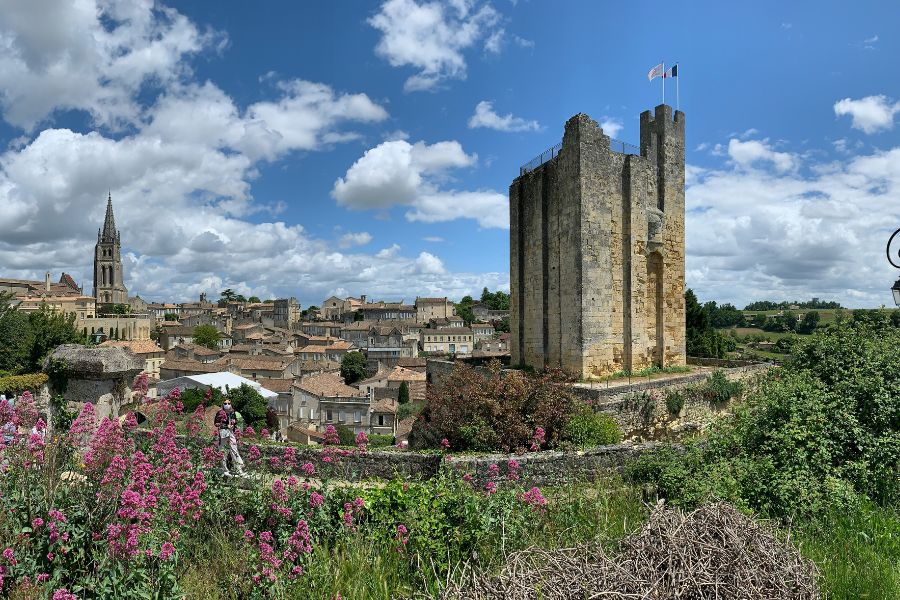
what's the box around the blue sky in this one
[0,0,898,308]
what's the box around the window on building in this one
[355,410,361,423]
[326,409,333,421]
[378,415,385,426]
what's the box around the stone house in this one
[320,296,363,321]
[290,372,369,434]
[300,321,343,338]
[421,327,475,356]
[471,323,496,344]
[367,325,418,369]
[170,343,222,363]
[415,297,455,323]
[340,320,375,349]
[158,325,197,350]
[369,396,398,436]
[429,316,465,329]
[472,304,509,323]
[221,356,298,380]
[273,298,301,330]
[358,365,425,403]
[158,358,222,380]
[481,333,510,353]
[99,340,165,381]
[352,302,417,323]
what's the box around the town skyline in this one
[0,1,898,308]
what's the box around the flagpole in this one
[676,63,680,111]
[662,61,665,105]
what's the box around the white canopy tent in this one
[155,372,278,400]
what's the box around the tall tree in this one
[193,325,220,350]
[340,352,367,385]
[397,381,410,405]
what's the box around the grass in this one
[602,364,693,381]
[178,479,648,599]
[795,502,900,599]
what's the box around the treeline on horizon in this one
[743,299,843,311]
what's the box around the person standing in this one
[214,399,246,477]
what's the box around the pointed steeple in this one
[102,191,117,241]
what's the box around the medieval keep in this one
[509,104,686,378]
[93,192,128,305]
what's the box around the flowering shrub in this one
[409,361,583,452]
[0,383,588,598]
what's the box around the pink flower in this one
[52,589,78,600]
[301,462,315,476]
[484,481,497,495]
[355,431,368,451]
[462,473,473,483]
[440,438,450,450]
[520,487,548,510]
[37,573,49,583]
[234,515,245,524]
[487,463,499,478]
[507,459,521,481]
[32,517,45,529]
[2,548,14,564]
[244,530,254,541]
[159,541,175,560]
[323,425,340,446]
[244,426,256,437]
[309,492,325,508]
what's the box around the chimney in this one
[361,294,367,304]
[45,272,51,291]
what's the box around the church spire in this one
[102,191,117,241]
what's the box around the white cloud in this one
[468,100,540,132]
[686,143,900,307]
[484,28,505,53]
[599,117,623,139]
[727,138,798,172]
[834,95,900,134]
[331,138,506,228]
[368,0,501,91]
[338,232,373,248]
[0,0,215,130]
[0,2,509,304]
[513,35,534,48]
[423,236,445,242]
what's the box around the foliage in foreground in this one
[627,316,900,518]
[410,361,622,452]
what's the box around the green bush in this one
[181,387,223,412]
[697,370,742,405]
[335,424,355,446]
[226,383,268,428]
[0,372,48,394]
[562,407,622,448]
[665,388,684,416]
[627,318,900,518]
[368,434,394,447]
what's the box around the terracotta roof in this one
[224,356,291,371]
[372,325,401,336]
[293,372,366,398]
[358,369,390,386]
[396,357,427,368]
[343,320,376,331]
[160,320,180,326]
[370,398,398,414]
[296,345,327,354]
[297,360,341,372]
[59,273,80,290]
[386,366,426,382]
[416,297,449,304]
[287,424,326,440]
[173,343,220,356]
[234,323,262,330]
[325,340,353,350]
[159,359,220,374]
[162,326,196,336]
[254,378,294,393]
[99,340,163,355]
[396,416,416,438]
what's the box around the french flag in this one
[663,64,678,78]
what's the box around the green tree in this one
[193,325,220,350]
[495,316,510,333]
[455,295,475,325]
[0,292,31,374]
[163,313,179,322]
[26,305,84,372]
[798,311,820,334]
[111,303,130,315]
[340,352,367,385]
[397,381,410,405]
[226,384,268,428]
[685,289,727,359]
[480,287,510,311]
[219,288,238,303]
[248,296,261,304]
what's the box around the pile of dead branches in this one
[444,501,820,600]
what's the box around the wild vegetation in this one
[0,292,85,376]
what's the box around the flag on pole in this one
[647,63,664,81]
[663,64,678,78]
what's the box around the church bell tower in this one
[93,192,128,305]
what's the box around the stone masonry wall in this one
[510,105,685,379]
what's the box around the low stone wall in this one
[573,363,770,440]
[156,433,657,485]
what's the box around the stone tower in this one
[509,104,686,378]
[93,192,128,305]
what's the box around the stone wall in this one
[510,105,685,378]
[573,363,770,439]
[245,440,657,486]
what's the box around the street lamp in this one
[889,228,900,306]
